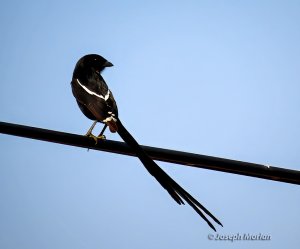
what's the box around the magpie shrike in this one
[71,54,222,231]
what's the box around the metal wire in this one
[1,121,299,185]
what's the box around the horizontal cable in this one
[1,121,299,185]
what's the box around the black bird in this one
[71,54,222,231]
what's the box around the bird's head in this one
[75,54,113,74]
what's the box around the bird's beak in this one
[104,61,113,67]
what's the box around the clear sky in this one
[1,0,300,248]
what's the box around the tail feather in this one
[116,119,222,230]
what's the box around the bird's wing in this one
[71,77,118,122]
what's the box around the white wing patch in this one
[104,90,110,101]
[76,79,110,101]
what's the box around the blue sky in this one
[0,0,300,248]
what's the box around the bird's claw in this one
[86,133,98,144]
[98,134,106,140]
[86,133,106,145]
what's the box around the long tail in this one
[116,119,222,231]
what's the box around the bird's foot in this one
[86,133,98,144]
[86,133,106,145]
[97,134,106,140]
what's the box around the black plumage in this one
[71,54,222,231]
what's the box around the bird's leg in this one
[85,120,98,136]
[85,120,100,144]
[97,124,107,140]
[85,122,107,145]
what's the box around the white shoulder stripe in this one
[104,90,110,101]
[76,79,110,101]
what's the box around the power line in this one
[1,121,299,185]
